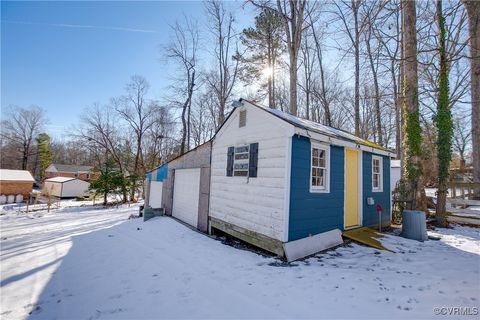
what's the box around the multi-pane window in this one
[233,146,249,176]
[372,156,383,192]
[310,144,329,192]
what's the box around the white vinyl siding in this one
[210,105,294,241]
[310,143,330,193]
[372,155,383,192]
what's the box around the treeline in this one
[1,0,478,201]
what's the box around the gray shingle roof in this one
[50,164,93,172]
[242,99,393,153]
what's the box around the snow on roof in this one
[49,164,93,173]
[0,169,35,182]
[45,177,76,183]
[242,99,392,153]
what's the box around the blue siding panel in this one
[288,135,345,241]
[362,152,391,226]
[147,164,169,182]
[156,164,168,181]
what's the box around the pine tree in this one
[240,8,284,108]
[89,159,126,205]
[435,0,453,227]
[36,133,52,180]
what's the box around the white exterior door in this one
[172,168,201,228]
[149,181,163,209]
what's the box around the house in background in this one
[208,99,394,256]
[43,177,90,198]
[45,164,97,182]
[390,160,401,192]
[145,142,212,233]
[0,169,35,198]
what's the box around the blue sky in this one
[1,1,252,139]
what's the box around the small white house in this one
[43,177,90,198]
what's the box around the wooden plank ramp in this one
[342,227,395,252]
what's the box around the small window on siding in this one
[310,143,330,193]
[233,146,249,176]
[372,156,383,192]
[239,110,246,127]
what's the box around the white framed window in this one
[233,145,249,176]
[310,143,330,193]
[372,155,383,192]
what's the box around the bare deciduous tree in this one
[113,75,156,201]
[165,17,199,154]
[75,103,129,202]
[452,116,471,171]
[333,0,363,136]
[0,105,45,171]
[205,0,240,127]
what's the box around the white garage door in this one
[149,181,163,209]
[172,168,201,228]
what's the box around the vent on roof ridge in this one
[239,110,246,127]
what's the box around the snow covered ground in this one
[1,204,479,319]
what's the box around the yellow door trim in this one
[345,148,360,228]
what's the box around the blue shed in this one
[208,99,395,257]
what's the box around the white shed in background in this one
[44,177,90,198]
[391,160,401,192]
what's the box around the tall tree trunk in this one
[310,21,332,126]
[402,0,424,210]
[463,0,480,198]
[22,142,28,170]
[272,56,276,108]
[278,0,306,116]
[399,0,405,175]
[180,70,195,155]
[435,0,453,227]
[353,0,361,136]
[180,103,188,155]
[366,27,383,146]
[393,59,401,158]
[268,52,274,108]
[289,51,299,115]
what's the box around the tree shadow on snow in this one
[24,218,480,320]
[25,219,146,320]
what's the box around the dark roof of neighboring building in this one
[49,164,94,172]
[241,99,393,153]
